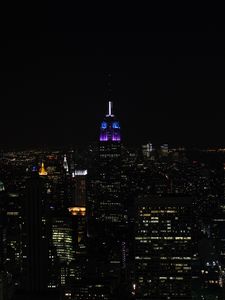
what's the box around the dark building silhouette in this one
[0,181,12,300]
[0,181,6,269]
[21,171,49,293]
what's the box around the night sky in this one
[1,6,225,148]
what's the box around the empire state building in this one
[98,101,123,225]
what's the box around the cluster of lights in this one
[68,207,86,216]
[73,170,88,176]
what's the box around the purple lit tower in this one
[94,101,125,293]
[97,101,123,224]
[100,101,121,142]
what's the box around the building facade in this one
[135,195,192,299]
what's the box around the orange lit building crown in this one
[68,207,86,216]
[39,162,48,176]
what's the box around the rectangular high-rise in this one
[98,101,123,225]
[135,195,192,299]
[21,172,49,293]
[86,102,127,299]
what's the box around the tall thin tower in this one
[87,101,127,299]
[22,172,49,293]
[98,101,122,224]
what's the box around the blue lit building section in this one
[101,122,107,129]
[100,102,121,142]
[112,122,120,129]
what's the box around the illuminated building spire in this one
[100,101,121,142]
[107,101,114,117]
[39,162,47,176]
[63,154,69,173]
[109,101,112,116]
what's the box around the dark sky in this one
[1,5,225,148]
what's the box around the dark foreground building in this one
[134,195,193,299]
[21,171,49,293]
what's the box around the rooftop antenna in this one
[108,101,113,116]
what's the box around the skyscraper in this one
[21,171,49,293]
[50,211,74,288]
[134,195,192,299]
[97,101,123,225]
[0,180,6,269]
[86,101,129,299]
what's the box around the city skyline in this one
[1,5,225,300]
[1,98,225,299]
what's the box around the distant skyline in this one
[1,8,225,148]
